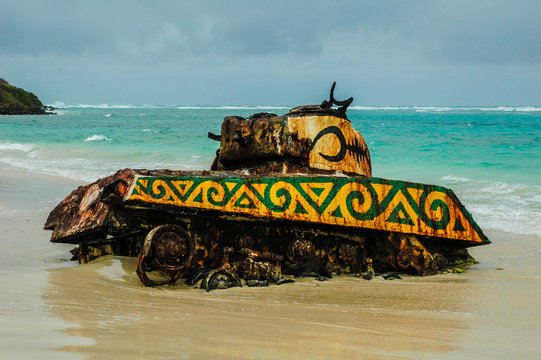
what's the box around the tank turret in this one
[210,82,372,177]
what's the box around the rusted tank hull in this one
[45,168,488,287]
[44,84,490,289]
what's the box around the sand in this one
[1,164,540,360]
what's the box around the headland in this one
[0,78,54,115]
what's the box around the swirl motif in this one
[343,182,378,221]
[265,181,293,213]
[149,179,167,200]
[418,189,451,230]
[206,181,228,206]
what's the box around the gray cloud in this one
[1,0,540,105]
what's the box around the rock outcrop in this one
[0,78,54,115]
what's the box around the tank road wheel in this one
[200,269,242,292]
[136,224,194,287]
[287,239,315,262]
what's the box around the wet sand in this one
[1,165,540,359]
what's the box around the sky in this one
[1,0,540,106]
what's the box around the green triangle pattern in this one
[387,202,414,226]
[294,201,308,214]
[193,189,203,203]
[234,192,257,209]
[330,206,343,218]
[310,186,325,197]
[453,216,467,232]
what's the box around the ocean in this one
[1,105,540,238]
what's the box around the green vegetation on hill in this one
[0,78,54,115]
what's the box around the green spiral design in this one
[145,179,167,200]
[206,181,230,206]
[418,189,451,230]
[345,183,379,221]
[264,181,292,213]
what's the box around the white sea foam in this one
[177,106,289,110]
[350,105,541,112]
[477,106,516,112]
[350,106,412,111]
[104,114,113,117]
[62,104,138,109]
[515,106,541,112]
[414,106,454,112]
[84,135,111,142]
[0,142,35,152]
[86,104,132,109]
[0,151,198,182]
[476,106,541,112]
[27,150,40,159]
[0,154,92,182]
[0,141,207,183]
[468,204,541,238]
[440,175,541,237]
[46,104,291,110]
[440,175,472,183]
[49,101,66,108]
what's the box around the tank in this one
[44,83,490,290]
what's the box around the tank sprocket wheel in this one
[136,224,194,287]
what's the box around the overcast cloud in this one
[1,0,540,105]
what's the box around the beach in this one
[1,106,540,359]
[3,0,541,357]
[1,163,541,360]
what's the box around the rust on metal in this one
[211,92,371,177]
[44,82,490,290]
[44,169,136,242]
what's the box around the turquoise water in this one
[1,105,540,236]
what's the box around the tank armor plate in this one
[127,173,489,246]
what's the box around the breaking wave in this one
[350,106,541,112]
[51,104,289,110]
[0,148,204,183]
[176,106,289,110]
[0,142,35,152]
[439,175,541,237]
[84,135,111,142]
[56,104,142,109]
